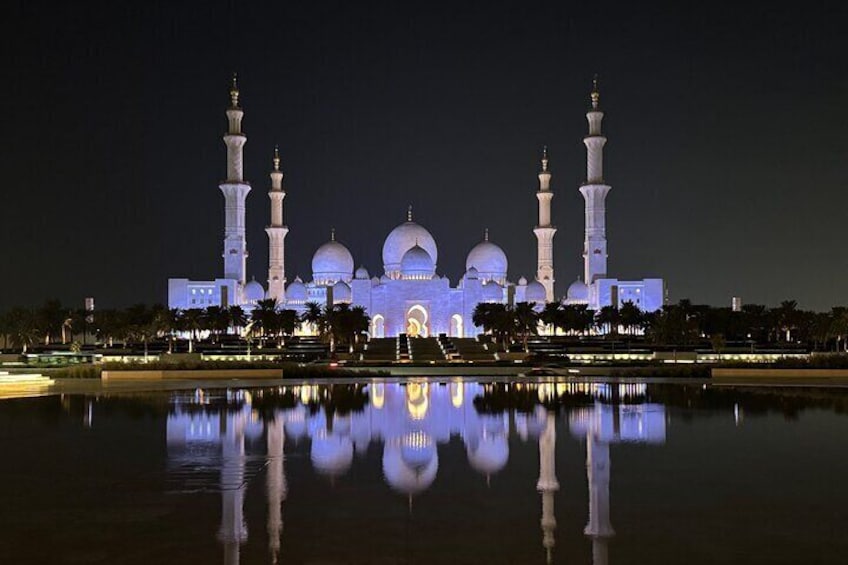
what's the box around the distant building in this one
[168,76,666,334]
[732,296,743,312]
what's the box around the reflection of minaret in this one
[218,410,248,565]
[584,431,614,565]
[266,414,288,564]
[536,411,559,564]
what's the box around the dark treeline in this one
[0,299,367,354]
[2,298,848,354]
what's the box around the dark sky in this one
[3,1,847,311]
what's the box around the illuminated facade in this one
[168,77,667,323]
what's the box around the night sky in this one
[3,1,847,311]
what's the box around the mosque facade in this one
[168,76,665,335]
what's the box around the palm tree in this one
[182,308,205,353]
[775,300,799,342]
[204,306,230,342]
[513,302,539,352]
[252,299,279,347]
[540,303,561,335]
[302,302,324,335]
[227,305,247,335]
[619,301,642,336]
[5,307,39,354]
[596,305,620,335]
[275,309,300,347]
[37,299,67,345]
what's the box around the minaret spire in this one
[266,145,288,304]
[407,205,413,222]
[580,74,611,287]
[220,74,251,296]
[533,146,556,302]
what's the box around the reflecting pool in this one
[1,380,847,564]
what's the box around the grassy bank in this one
[48,361,388,380]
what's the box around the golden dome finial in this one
[230,72,240,108]
[330,227,336,241]
[590,74,600,110]
[541,145,549,172]
[272,145,280,171]
[407,204,413,222]
[484,228,489,241]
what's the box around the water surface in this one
[1,379,846,564]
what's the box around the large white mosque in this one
[168,76,665,336]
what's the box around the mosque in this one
[167,76,665,336]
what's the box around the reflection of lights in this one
[451,382,464,408]
[406,382,429,420]
[371,383,385,409]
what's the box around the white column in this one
[534,147,556,302]
[266,147,288,304]
[580,78,611,284]
[220,75,251,287]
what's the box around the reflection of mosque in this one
[165,382,665,564]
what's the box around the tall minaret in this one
[266,413,288,564]
[533,147,556,302]
[220,74,251,288]
[537,410,559,564]
[579,76,612,285]
[266,146,288,304]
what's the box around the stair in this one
[409,337,447,362]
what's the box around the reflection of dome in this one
[383,218,438,276]
[284,406,308,440]
[355,266,370,279]
[311,433,354,476]
[525,280,547,304]
[400,245,435,279]
[312,239,354,283]
[567,279,589,302]
[332,281,351,303]
[482,281,503,302]
[244,279,265,303]
[285,277,307,304]
[467,434,509,475]
[382,442,439,495]
[466,239,508,283]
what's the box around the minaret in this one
[579,76,612,285]
[220,74,251,289]
[533,147,556,302]
[266,146,288,304]
[537,411,559,564]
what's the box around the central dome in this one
[400,245,435,279]
[383,212,438,277]
[466,239,508,283]
[312,237,354,284]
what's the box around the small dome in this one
[567,279,589,302]
[355,266,370,279]
[383,217,438,276]
[525,280,547,304]
[482,281,503,302]
[244,279,265,303]
[332,281,351,303]
[285,278,308,304]
[467,435,509,475]
[380,274,391,283]
[312,239,354,283]
[466,240,508,283]
[400,245,435,278]
[518,276,528,286]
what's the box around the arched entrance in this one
[372,314,385,338]
[406,305,429,338]
[450,314,463,337]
